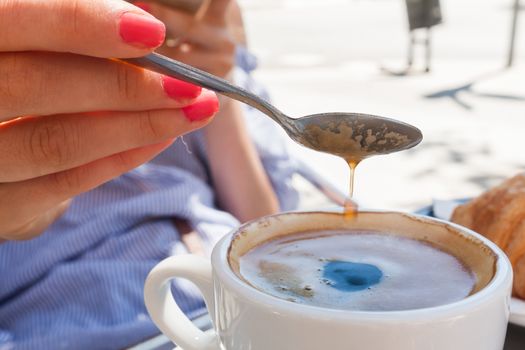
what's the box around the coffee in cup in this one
[238,229,476,311]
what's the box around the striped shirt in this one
[0,48,299,350]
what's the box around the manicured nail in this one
[182,90,219,122]
[119,12,165,48]
[133,2,151,12]
[162,76,202,100]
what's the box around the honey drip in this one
[343,159,359,218]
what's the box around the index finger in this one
[0,0,166,57]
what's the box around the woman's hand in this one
[0,0,219,240]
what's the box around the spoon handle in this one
[122,53,290,126]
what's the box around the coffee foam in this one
[228,212,497,306]
[239,230,476,311]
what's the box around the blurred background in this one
[238,0,525,211]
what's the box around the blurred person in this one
[0,0,299,349]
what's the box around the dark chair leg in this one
[407,31,415,69]
[425,28,432,72]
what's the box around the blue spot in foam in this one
[322,260,382,292]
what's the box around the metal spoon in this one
[123,53,422,160]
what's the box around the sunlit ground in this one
[241,0,525,211]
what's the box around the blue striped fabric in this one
[0,48,299,350]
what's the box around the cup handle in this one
[144,255,219,350]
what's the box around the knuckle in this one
[49,168,83,193]
[25,118,79,169]
[0,53,60,116]
[112,152,132,173]
[114,64,140,101]
[138,110,169,140]
[52,0,85,38]
[68,0,82,35]
[0,54,30,114]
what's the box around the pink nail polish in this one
[162,76,202,100]
[182,90,219,122]
[119,12,165,48]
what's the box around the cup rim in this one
[212,210,512,321]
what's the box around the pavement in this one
[240,0,525,211]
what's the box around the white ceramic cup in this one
[144,211,513,350]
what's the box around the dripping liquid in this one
[344,159,359,218]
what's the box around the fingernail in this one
[182,90,219,122]
[162,76,202,100]
[119,12,165,48]
[133,2,151,12]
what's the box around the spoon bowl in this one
[124,53,423,160]
[292,112,422,160]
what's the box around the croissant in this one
[451,173,525,299]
